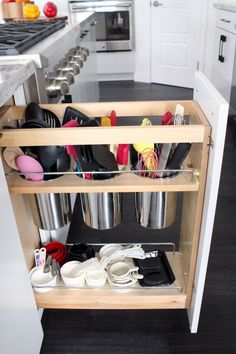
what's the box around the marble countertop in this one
[0,60,35,106]
[214,2,236,12]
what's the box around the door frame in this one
[134,0,208,85]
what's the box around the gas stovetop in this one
[0,21,66,56]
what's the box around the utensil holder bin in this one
[80,192,122,230]
[29,193,72,231]
[135,191,177,229]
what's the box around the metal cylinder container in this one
[30,193,72,231]
[80,192,122,230]
[135,192,177,229]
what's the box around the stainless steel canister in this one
[135,192,177,229]
[30,193,72,231]
[80,192,122,230]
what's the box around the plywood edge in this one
[34,290,187,310]
[7,172,199,194]
[0,125,206,147]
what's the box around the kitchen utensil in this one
[25,102,45,121]
[137,148,158,178]
[43,255,52,273]
[44,241,67,265]
[51,258,58,277]
[34,247,46,268]
[134,250,175,287]
[3,146,24,170]
[116,144,129,165]
[29,266,57,293]
[38,146,61,168]
[85,269,107,288]
[133,118,154,154]
[62,106,98,126]
[157,143,173,178]
[42,108,61,128]
[108,261,139,279]
[163,143,192,178]
[62,119,79,161]
[21,119,49,129]
[162,111,173,125]
[67,243,95,262]
[16,155,44,181]
[101,116,111,126]
[91,145,118,171]
[99,244,123,259]
[60,261,85,287]
[75,145,107,180]
[56,150,70,173]
[110,110,117,126]
[24,102,61,127]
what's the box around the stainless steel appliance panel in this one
[69,0,134,52]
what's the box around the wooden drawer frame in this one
[0,100,211,310]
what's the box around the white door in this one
[150,0,204,88]
[188,72,229,332]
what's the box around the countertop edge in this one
[0,60,35,107]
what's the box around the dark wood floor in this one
[40,82,236,354]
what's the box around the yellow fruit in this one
[23,4,40,19]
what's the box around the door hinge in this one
[207,136,214,149]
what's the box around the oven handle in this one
[71,4,132,11]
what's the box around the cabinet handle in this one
[218,35,226,63]
[220,18,231,23]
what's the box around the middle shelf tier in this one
[6,171,198,194]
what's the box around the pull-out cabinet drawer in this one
[0,73,229,332]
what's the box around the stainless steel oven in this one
[69,0,134,52]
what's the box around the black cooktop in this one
[0,21,65,55]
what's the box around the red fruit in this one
[2,0,15,2]
[43,1,57,18]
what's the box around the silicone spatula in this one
[62,119,79,161]
[101,116,111,126]
[110,110,117,126]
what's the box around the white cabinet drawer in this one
[216,9,236,34]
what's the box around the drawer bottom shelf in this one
[34,252,189,310]
[35,289,187,310]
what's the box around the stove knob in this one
[65,55,84,68]
[48,70,75,85]
[68,47,87,62]
[56,61,80,76]
[80,47,90,57]
[46,78,70,98]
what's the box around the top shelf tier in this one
[0,100,210,194]
[0,100,209,147]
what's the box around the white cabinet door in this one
[188,72,229,333]
[150,0,204,88]
[211,27,236,103]
[0,158,43,354]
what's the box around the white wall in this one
[134,0,150,82]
